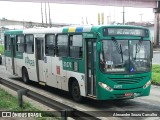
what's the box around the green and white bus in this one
[4,25,153,102]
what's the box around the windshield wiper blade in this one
[112,37,123,63]
[134,39,143,60]
[120,44,123,63]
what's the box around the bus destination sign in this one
[103,28,148,37]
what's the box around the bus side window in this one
[45,34,55,56]
[56,34,68,57]
[16,35,25,52]
[79,47,82,57]
[5,35,11,51]
[69,34,83,58]
[25,34,34,54]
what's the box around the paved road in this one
[152,51,160,65]
[79,84,160,120]
[153,51,160,64]
[0,65,160,120]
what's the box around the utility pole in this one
[107,16,110,24]
[41,2,44,26]
[48,2,51,27]
[86,16,88,24]
[101,13,104,25]
[45,2,48,25]
[81,17,84,24]
[139,13,143,22]
[122,7,125,25]
[98,13,100,25]
[113,7,115,22]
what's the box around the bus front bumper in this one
[96,85,151,100]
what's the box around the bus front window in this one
[100,40,151,73]
[100,40,129,73]
[129,40,151,72]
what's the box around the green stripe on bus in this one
[15,52,23,59]
[5,30,23,35]
[4,51,12,57]
[62,28,68,33]
[62,58,84,73]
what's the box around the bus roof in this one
[4,25,149,35]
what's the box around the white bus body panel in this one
[51,56,67,90]
[38,60,45,82]
[44,56,57,88]
[26,54,38,82]
[5,57,13,74]
[15,58,25,77]
[66,71,86,96]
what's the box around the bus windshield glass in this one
[100,39,151,73]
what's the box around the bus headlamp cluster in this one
[99,82,113,92]
[143,80,151,89]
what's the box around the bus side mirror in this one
[97,42,102,52]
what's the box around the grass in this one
[0,88,39,111]
[0,88,58,120]
[0,44,4,54]
[152,64,160,85]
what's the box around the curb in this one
[153,51,160,53]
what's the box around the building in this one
[0,18,74,44]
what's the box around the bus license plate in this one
[124,93,133,97]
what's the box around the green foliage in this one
[0,44,4,54]
[152,64,160,85]
[152,64,160,73]
[0,88,59,120]
[0,88,38,111]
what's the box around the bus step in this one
[87,94,96,99]
[39,82,46,86]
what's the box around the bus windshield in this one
[100,39,151,73]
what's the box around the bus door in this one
[10,36,16,74]
[86,39,96,96]
[35,36,46,83]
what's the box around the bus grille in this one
[109,76,146,85]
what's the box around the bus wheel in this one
[71,81,82,102]
[22,68,29,84]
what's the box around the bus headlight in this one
[99,82,113,92]
[143,80,151,89]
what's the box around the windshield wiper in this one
[134,38,143,60]
[119,44,123,63]
[112,37,123,63]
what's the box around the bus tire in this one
[71,80,82,102]
[22,68,29,84]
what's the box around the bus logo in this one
[63,62,72,68]
[25,57,35,66]
[114,85,122,89]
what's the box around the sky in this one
[0,1,155,25]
